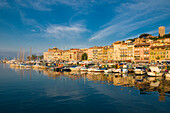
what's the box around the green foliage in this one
[163,34,170,38]
[38,55,43,59]
[26,55,43,60]
[150,37,158,41]
[81,53,88,60]
[32,54,37,60]
[139,33,151,38]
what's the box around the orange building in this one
[134,43,150,63]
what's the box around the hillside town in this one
[44,26,170,63]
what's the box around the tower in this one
[159,26,165,37]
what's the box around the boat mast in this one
[20,48,22,61]
[30,47,32,61]
[25,50,27,61]
[23,49,25,61]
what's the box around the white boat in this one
[33,63,41,69]
[80,67,88,71]
[104,69,113,73]
[94,68,104,72]
[88,68,95,72]
[113,69,121,73]
[165,71,170,78]
[134,66,146,75]
[147,66,163,77]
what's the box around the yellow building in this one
[96,47,103,61]
[44,51,54,60]
[102,46,108,61]
[107,45,114,62]
[150,41,170,63]
[44,47,61,60]
[87,47,94,61]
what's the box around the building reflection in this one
[10,66,170,102]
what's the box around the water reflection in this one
[9,65,170,102]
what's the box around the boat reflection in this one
[10,66,170,102]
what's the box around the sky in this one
[0,0,170,58]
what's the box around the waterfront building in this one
[69,49,84,61]
[120,43,128,61]
[159,26,165,37]
[96,47,103,61]
[44,47,83,61]
[44,51,54,60]
[113,41,121,62]
[44,47,60,60]
[87,47,94,61]
[107,45,114,62]
[150,41,170,63]
[102,46,108,61]
[134,43,150,63]
[62,50,70,61]
[53,50,63,61]
[127,44,134,62]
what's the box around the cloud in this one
[89,14,169,41]
[0,0,9,8]
[89,0,170,41]
[15,0,120,11]
[44,24,89,39]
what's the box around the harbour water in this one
[0,64,170,113]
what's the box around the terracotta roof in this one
[135,43,150,47]
[150,45,170,49]
[150,46,165,49]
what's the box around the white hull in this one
[147,72,163,76]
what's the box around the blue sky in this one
[0,0,170,58]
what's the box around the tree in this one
[81,53,88,60]
[38,55,44,59]
[139,33,151,38]
[32,54,37,60]
[163,34,170,38]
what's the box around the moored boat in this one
[147,66,164,77]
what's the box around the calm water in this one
[0,64,170,113]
